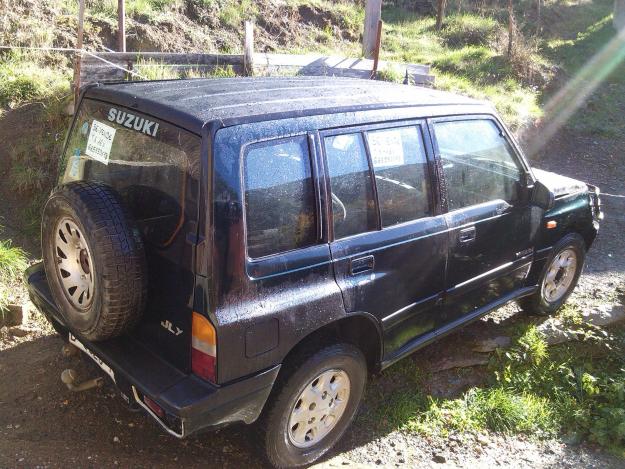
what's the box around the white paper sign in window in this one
[85,120,116,164]
[368,128,405,168]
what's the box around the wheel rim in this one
[542,248,577,303]
[287,369,351,448]
[53,217,95,310]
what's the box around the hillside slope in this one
[1,0,622,242]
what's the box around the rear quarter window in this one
[61,99,201,247]
[243,136,317,258]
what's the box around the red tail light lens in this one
[191,312,217,383]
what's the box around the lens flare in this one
[527,19,625,157]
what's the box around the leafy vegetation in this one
[0,50,70,108]
[134,59,237,80]
[0,230,28,313]
[362,308,625,454]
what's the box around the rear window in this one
[61,99,201,247]
[244,136,317,258]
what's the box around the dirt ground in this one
[1,128,624,468]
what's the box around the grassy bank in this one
[0,229,28,314]
[363,306,625,454]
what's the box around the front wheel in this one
[259,343,367,468]
[519,233,586,316]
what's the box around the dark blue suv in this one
[26,77,602,468]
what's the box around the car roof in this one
[84,76,486,134]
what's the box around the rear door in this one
[61,99,201,371]
[321,121,448,359]
[429,116,533,325]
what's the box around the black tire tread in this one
[519,233,586,316]
[42,181,147,340]
[257,342,366,468]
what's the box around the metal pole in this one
[73,0,85,112]
[362,0,382,59]
[118,0,126,52]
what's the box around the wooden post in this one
[436,0,448,31]
[363,0,382,59]
[371,20,383,79]
[118,0,126,52]
[72,0,86,112]
[507,0,514,57]
[243,20,254,76]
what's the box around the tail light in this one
[191,312,217,383]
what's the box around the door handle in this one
[458,225,476,243]
[350,255,375,275]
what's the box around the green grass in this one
[0,232,28,313]
[362,317,625,453]
[218,0,257,28]
[0,51,70,108]
[133,59,237,80]
[85,0,185,21]
[541,0,625,137]
[0,50,72,238]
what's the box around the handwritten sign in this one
[368,129,404,168]
[85,120,116,164]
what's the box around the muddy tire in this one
[258,343,367,468]
[518,233,586,316]
[42,181,147,341]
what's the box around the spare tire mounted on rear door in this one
[42,181,147,341]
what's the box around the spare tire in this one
[42,181,147,341]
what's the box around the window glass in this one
[433,119,522,211]
[325,133,377,239]
[61,99,200,248]
[367,126,430,226]
[244,137,317,258]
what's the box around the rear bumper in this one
[25,263,280,437]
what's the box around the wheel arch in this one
[280,312,383,374]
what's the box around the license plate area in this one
[69,332,116,383]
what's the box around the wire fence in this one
[0,45,147,79]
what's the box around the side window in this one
[244,136,317,258]
[324,133,377,239]
[433,119,523,211]
[367,126,430,227]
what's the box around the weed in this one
[133,59,181,80]
[218,0,257,28]
[439,14,500,47]
[204,64,237,78]
[376,64,404,83]
[0,233,28,312]
[0,51,70,108]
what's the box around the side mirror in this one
[531,180,555,211]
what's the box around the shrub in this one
[439,14,500,47]
[218,0,257,28]
[0,51,70,108]
[0,234,28,312]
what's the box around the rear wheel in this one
[260,343,367,468]
[519,233,586,316]
[42,182,147,341]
